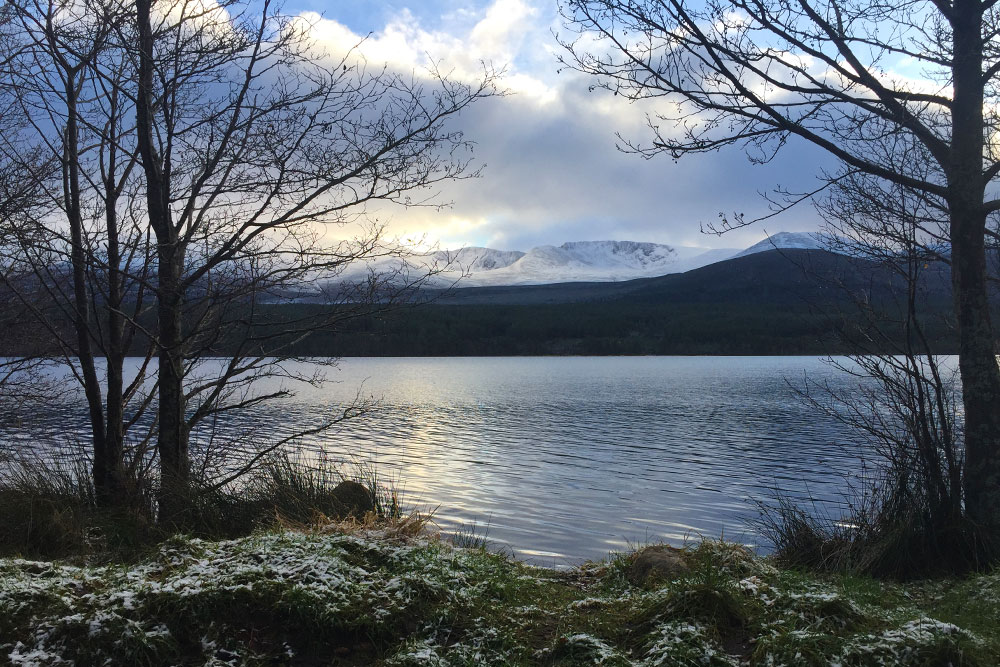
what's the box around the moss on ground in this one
[0,533,996,666]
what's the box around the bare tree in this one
[560,0,1000,550]
[131,0,499,520]
[780,168,975,572]
[0,0,158,505]
[0,0,496,520]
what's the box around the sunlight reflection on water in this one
[3,356,883,567]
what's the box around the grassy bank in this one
[0,453,397,563]
[2,529,997,666]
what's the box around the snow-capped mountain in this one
[336,240,741,288]
[481,241,719,284]
[328,232,834,291]
[733,231,827,258]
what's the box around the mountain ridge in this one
[335,239,737,288]
[733,231,826,258]
[332,232,830,290]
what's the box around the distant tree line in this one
[0,295,975,358]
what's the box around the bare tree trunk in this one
[950,0,1000,544]
[135,0,189,521]
[63,73,109,499]
[7,3,146,507]
[951,206,1000,539]
[155,241,189,519]
[102,141,125,503]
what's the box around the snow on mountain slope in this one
[677,247,743,269]
[422,247,525,272]
[470,242,659,285]
[442,241,741,286]
[332,240,740,288]
[733,231,827,258]
[326,233,844,290]
[560,240,678,268]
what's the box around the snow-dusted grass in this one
[0,534,996,666]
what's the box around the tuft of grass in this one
[839,618,987,667]
[754,474,990,580]
[448,519,493,551]
[0,455,161,560]
[540,632,630,665]
[642,622,739,667]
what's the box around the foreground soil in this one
[1,530,997,665]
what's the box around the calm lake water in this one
[2,356,875,566]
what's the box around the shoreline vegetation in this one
[0,457,997,666]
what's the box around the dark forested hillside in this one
[287,249,965,356]
[0,249,982,356]
[419,248,952,305]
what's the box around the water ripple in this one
[1,356,888,565]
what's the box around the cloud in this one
[296,0,832,252]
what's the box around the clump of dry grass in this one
[0,449,410,561]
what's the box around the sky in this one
[284,0,834,252]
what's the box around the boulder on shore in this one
[627,545,690,585]
[331,481,375,518]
